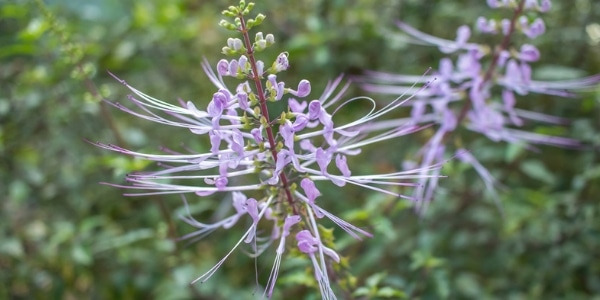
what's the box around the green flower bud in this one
[218,19,238,30]
[246,18,255,29]
[259,115,268,126]
[222,46,238,56]
[227,6,239,14]
[242,2,255,15]
[255,32,264,42]
[253,14,265,26]
[254,40,267,51]
[279,112,287,124]
[221,10,235,17]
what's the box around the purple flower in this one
[301,178,321,203]
[487,0,500,8]
[518,44,540,62]
[357,0,599,206]
[96,2,438,298]
[289,79,311,97]
[295,229,339,298]
[271,52,289,73]
[264,214,301,298]
[540,0,551,12]
[477,17,497,34]
[522,18,546,39]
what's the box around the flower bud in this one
[217,59,229,76]
[289,80,311,97]
[308,100,321,120]
[253,14,265,27]
[228,59,239,75]
[519,44,540,62]
[539,0,551,12]
[266,34,275,45]
[456,25,471,46]
[524,18,545,39]
[486,0,500,8]
[218,19,238,31]
[272,52,289,73]
[237,55,248,72]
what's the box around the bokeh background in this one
[2,0,600,299]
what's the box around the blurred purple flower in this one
[358,0,599,206]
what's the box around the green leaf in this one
[520,160,556,185]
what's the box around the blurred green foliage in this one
[1,0,599,299]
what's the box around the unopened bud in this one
[219,20,238,31]
[265,34,275,45]
[255,32,264,42]
[253,14,265,26]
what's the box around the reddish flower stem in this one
[238,14,298,215]
[455,0,526,124]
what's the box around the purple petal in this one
[487,0,500,8]
[246,198,259,223]
[335,154,351,177]
[315,148,331,177]
[228,59,239,76]
[280,121,295,150]
[217,59,229,76]
[231,129,245,156]
[209,131,221,154]
[308,100,321,120]
[411,101,426,122]
[524,0,538,9]
[295,230,318,254]
[244,198,259,243]
[438,58,454,79]
[232,191,248,216]
[283,215,301,237]
[502,89,523,126]
[255,60,264,77]
[300,139,317,152]
[267,74,284,100]
[215,176,228,190]
[238,55,248,73]
[273,52,289,72]
[441,109,457,132]
[456,25,471,45]
[476,16,497,34]
[498,50,510,67]
[207,90,230,117]
[519,44,540,62]
[520,62,532,86]
[251,127,263,143]
[237,92,249,110]
[524,18,545,39]
[540,0,551,12]
[289,98,307,113]
[292,114,309,131]
[290,80,311,97]
[501,18,511,35]
[300,178,321,203]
